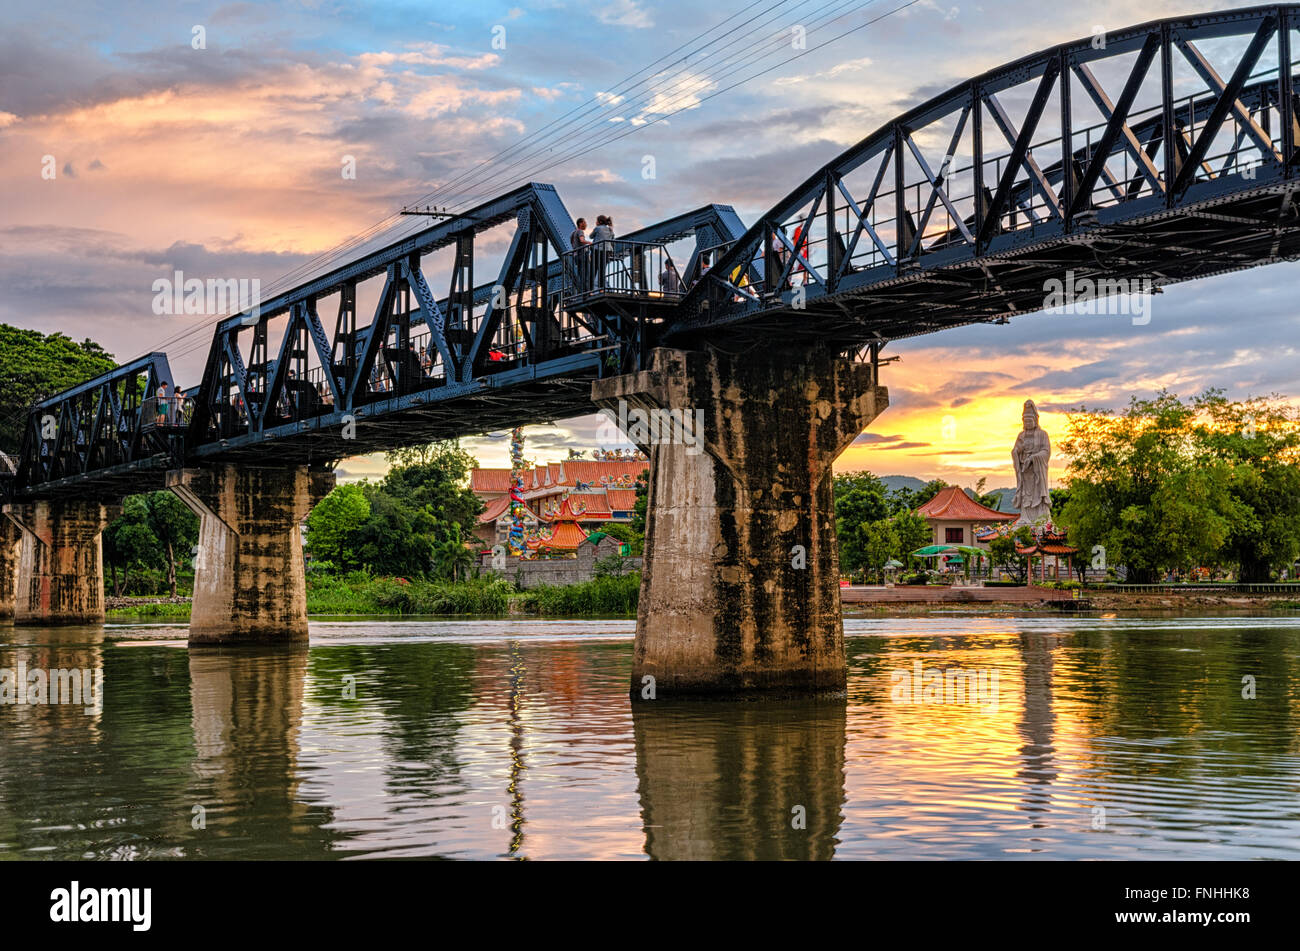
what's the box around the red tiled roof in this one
[538,493,611,521]
[526,520,588,550]
[562,460,647,487]
[606,488,638,511]
[567,491,611,515]
[470,468,521,493]
[477,494,539,524]
[1017,543,1078,555]
[916,486,1017,522]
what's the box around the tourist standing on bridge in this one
[590,215,614,246]
[570,218,591,291]
[590,216,615,292]
[155,381,169,426]
[570,218,590,250]
[660,259,682,295]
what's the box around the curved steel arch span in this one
[669,3,1300,348]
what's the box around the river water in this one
[1,614,1298,860]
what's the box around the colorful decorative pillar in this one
[506,427,528,556]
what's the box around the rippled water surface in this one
[2,615,1298,859]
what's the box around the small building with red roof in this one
[915,485,1017,549]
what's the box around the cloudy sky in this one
[2,0,1296,487]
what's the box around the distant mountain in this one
[879,475,925,494]
[876,475,1019,511]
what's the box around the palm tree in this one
[436,523,477,582]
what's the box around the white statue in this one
[1012,399,1051,526]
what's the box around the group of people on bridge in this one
[569,214,687,298]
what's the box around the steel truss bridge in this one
[7,4,1300,502]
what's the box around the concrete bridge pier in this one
[0,517,21,621]
[2,500,120,625]
[593,346,888,698]
[168,464,335,645]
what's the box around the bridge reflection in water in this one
[2,617,1300,860]
[632,700,846,860]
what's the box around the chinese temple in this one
[470,453,648,555]
[973,522,1080,581]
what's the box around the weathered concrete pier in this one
[2,500,120,626]
[168,465,335,644]
[595,346,887,697]
[0,516,20,622]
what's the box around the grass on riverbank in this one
[514,573,640,616]
[305,573,515,615]
[105,571,642,620]
[105,601,194,619]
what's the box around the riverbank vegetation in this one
[106,571,641,620]
[1057,391,1300,583]
[305,572,514,615]
[514,573,640,616]
[305,442,483,579]
[834,391,1300,585]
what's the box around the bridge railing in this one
[140,395,192,430]
[561,240,685,307]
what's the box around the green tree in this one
[989,526,1035,582]
[325,441,486,578]
[378,441,483,535]
[1058,391,1256,583]
[103,497,158,596]
[856,518,897,583]
[1049,486,1071,516]
[143,491,198,597]
[892,511,932,570]
[0,325,115,453]
[306,483,371,569]
[353,487,439,576]
[834,472,890,573]
[1191,391,1300,581]
[434,524,477,582]
[101,491,198,596]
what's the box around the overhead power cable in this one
[141,0,924,367]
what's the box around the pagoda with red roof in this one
[915,485,1016,549]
